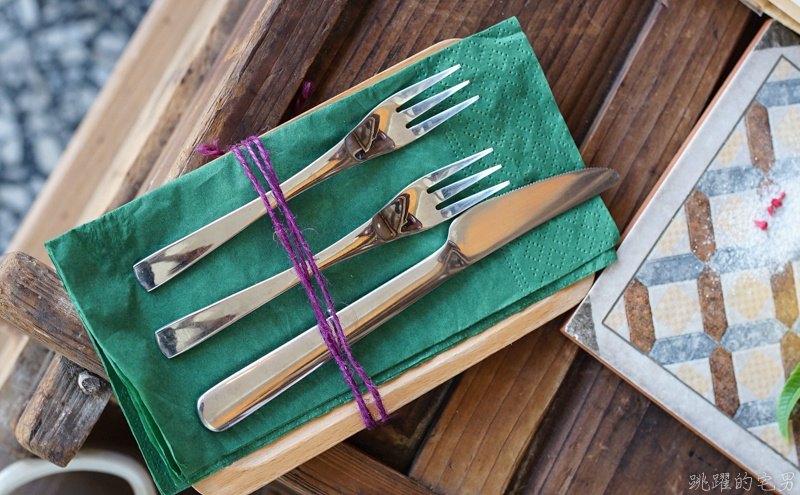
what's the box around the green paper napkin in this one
[46,18,619,494]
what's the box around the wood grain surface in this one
[194,276,593,494]
[409,321,579,494]
[0,341,54,458]
[0,253,106,380]
[281,443,436,495]
[139,0,350,191]
[14,355,112,467]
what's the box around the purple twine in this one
[290,81,315,119]
[230,136,388,428]
[196,137,227,158]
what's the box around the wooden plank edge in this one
[194,275,593,495]
[280,442,436,495]
[617,18,771,241]
[14,355,112,467]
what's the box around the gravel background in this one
[0,0,152,248]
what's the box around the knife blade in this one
[197,167,619,431]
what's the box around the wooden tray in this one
[194,39,595,495]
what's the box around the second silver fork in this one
[156,149,508,358]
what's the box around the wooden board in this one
[516,2,761,493]
[407,320,579,494]
[15,355,112,467]
[194,276,593,494]
[280,442,436,495]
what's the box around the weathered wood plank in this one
[0,253,106,381]
[0,340,54,458]
[347,381,454,474]
[409,322,578,494]
[77,0,250,219]
[512,0,759,493]
[509,352,752,495]
[281,443,436,495]
[194,277,593,494]
[15,355,112,467]
[139,0,350,191]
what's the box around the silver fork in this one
[134,65,478,291]
[155,149,508,358]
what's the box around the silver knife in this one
[197,167,619,431]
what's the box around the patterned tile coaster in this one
[566,22,800,493]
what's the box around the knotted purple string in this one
[226,136,388,428]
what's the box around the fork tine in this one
[440,180,510,219]
[409,95,479,136]
[400,80,470,120]
[425,148,493,184]
[436,164,503,201]
[393,65,461,105]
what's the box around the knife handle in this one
[197,243,462,432]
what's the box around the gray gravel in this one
[0,0,152,249]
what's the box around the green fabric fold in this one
[46,18,619,494]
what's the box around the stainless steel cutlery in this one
[129,65,618,434]
[155,149,508,358]
[134,65,477,291]
[197,167,620,432]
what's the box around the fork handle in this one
[154,219,382,358]
[197,243,463,432]
[133,138,364,292]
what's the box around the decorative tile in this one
[710,346,739,417]
[649,332,717,366]
[793,260,800,314]
[781,331,800,378]
[635,253,705,287]
[710,120,751,170]
[603,298,629,341]
[772,263,799,328]
[734,397,778,428]
[749,423,797,463]
[772,105,800,157]
[649,281,703,338]
[698,267,727,341]
[756,79,800,108]
[579,50,800,472]
[746,101,775,174]
[768,58,800,82]
[665,358,714,402]
[722,269,776,325]
[624,279,655,353]
[721,319,786,353]
[650,206,691,260]
[685,190,716,263]
[569,297,599,354]
[733,345,785,403]
[695,166,764,198]
[710,192,763,249]
[715,129,747,167]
